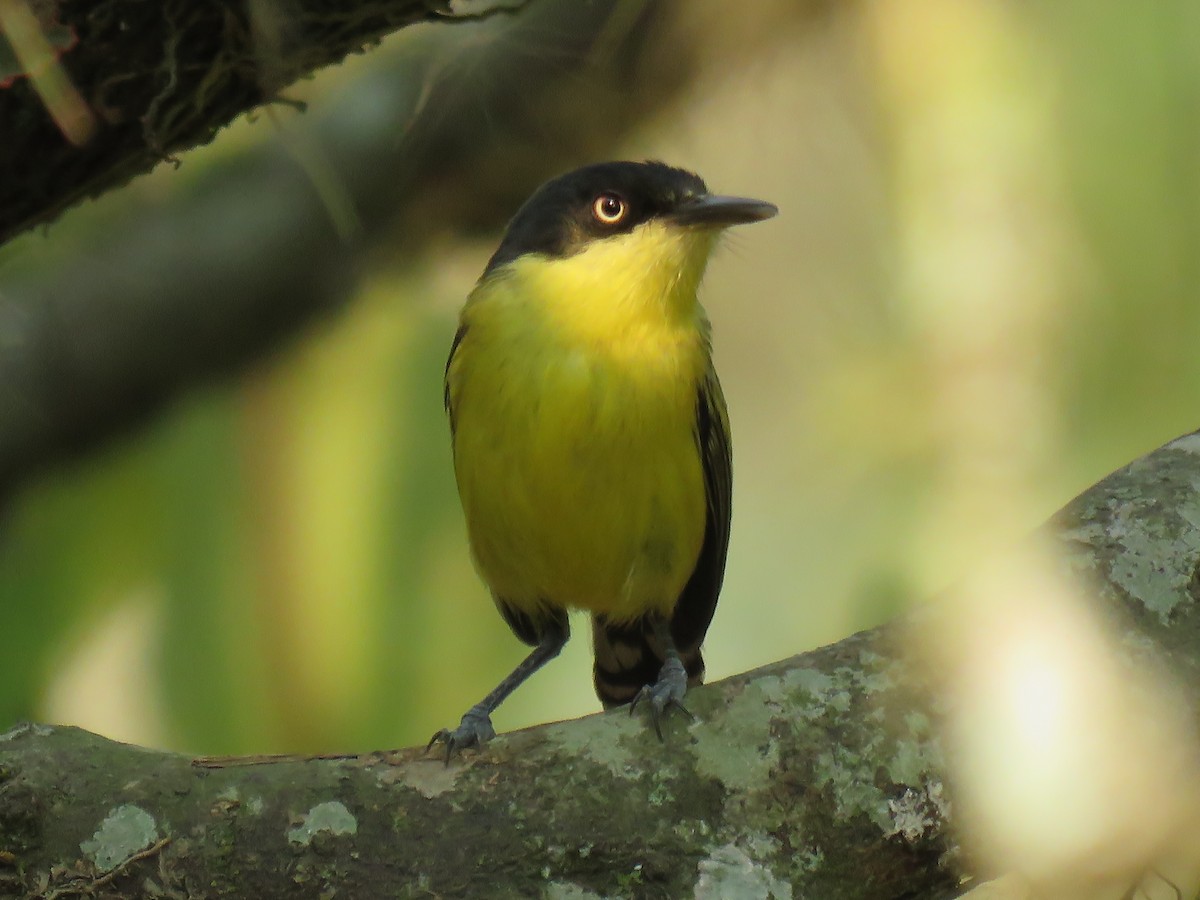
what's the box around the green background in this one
[1,0,1198,756]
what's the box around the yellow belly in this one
[451,329,707,623]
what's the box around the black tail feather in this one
[591,616,704,709]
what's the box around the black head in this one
[482,161,774,277]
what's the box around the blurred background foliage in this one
[0,0,1198,757]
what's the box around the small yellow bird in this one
[432,161,776,758]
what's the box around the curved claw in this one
[630,655,692,741]
[426,706,496,765]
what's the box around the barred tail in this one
[591,616,705,709]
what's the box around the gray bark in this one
[5,429,1200,899]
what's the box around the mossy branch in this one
[5,431,1200,899]
[0,0,517,244]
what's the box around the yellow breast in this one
[448,223,716,622]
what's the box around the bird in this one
[431,160,777,760]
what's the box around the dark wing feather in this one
[669,362,732,655]
[497,598,560,648]
[444,323,467,438]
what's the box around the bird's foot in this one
[630,654,694,741]
[427,704,496,764]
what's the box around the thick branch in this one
[5,431,1200,898]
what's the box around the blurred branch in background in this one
[0,0,500,243]
[5,431,1200,898]
[0,0,804,505]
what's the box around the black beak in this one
[666,194,778,228]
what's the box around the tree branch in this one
[5,430,1200,898]
[0,0,525,244]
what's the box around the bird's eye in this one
[592,192,627,225]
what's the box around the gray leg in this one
[630,617,694,740]
[428,616,569,763]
